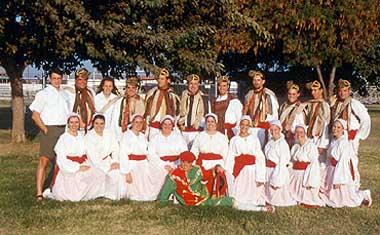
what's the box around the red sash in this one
[224,123,236,139]
[51,155,87,187]
[128,154,147,161]
[233,154,256,178]
[196,153,223,167]
[329,157,355,181]
[170,168,208,206]
[160,155,179,162]
[348,130,357,141]
[292,161,310,170]
[266,159,277,168]
[150,121,161,129]
[183,127,200,132]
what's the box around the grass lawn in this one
[0,113,379,235]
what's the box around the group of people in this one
[30,67,372,212]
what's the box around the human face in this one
[157,76,170,89]
[270,124,281,140]
[93,118,105,135]
[67,116,80,133]
[49,72,62,89]
[75,76,88,90]
[180,160,193,172]
[332,121,344,138]
[205,116,217,132]
[131,116,143,132]
[287,88,300,103]
[239,119,250,135]
[217,81,229,96]
[102,80,114,97]
[338,87,350,100]
[252,75,265,90]
[126,84,138,97]
[294,126,306,142]
[311,88,323,99]
[188,80,200,95]
[161,119,174,135]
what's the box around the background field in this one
[0,112,379,235]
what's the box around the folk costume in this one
[264,120,297,206]
[160,152,233,207]
[319,120,371,208]
[119,128,157,201]
[288,125,324,207]
[211,76,242,139]
[94,92,119,129]
[144,69,180,140]
[178,74,210,147]
[330,79,371,187]
[85,128,125,200]
[225,128,267,208]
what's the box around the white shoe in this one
[365,190,372,208]
[42,188,53,199]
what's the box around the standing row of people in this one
[30,67,371,210]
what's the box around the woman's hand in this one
[256,182,264,187]
[110,162,120,171]
[164,165,173,173]
[126,173,133,184]
[333,184,342,189]
[214,165,224,174]
[79,165,90,171]
[271,185,279,190]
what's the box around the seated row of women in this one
[43,112,372,210]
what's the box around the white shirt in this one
[349,99,371,140]
[191,131,229,170]
[29,85,70,125]
[95,92,118,129]
[85,129,119,174]
[119,129,149,174]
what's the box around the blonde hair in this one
[248,70,265,80]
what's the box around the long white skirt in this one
[231,165,266,206]
[50,166,105,201]
[124,160,158,201]
[103,169,126,200]
[319,165,369,208]
[288,169,324,207]
[265,167,297,207]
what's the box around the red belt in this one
[128,154,147,161]
[329,156,355,181]
[348,130,357,141]
[150,121,161,129]
[224,123,236,139]
[196,152,223,167]
[67,155,87,164]
[160,155,179,162]
[266,159,277,168]
[183,127,200,132]
[292,161,310,170]
[255,121,270,130]
[233,154,256,178]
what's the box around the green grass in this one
[0,113,380,234]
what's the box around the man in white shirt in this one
[29,68,70,201]
[211,75,243,139]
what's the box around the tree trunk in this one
[315,64,328,100]
[2,59,26,143]
[328,65,337,98]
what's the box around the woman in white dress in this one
[119,114,157,201]
[148,115,188,198]
[319,119,372,208]
[288,124,324,207]
[225,116,273,212]
[94,77,120,129]
[85,113,125,200]
[264,120,297,206]
[191,113,231,197]
[45,113,105,201]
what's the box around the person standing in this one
[243,70,279,147]
[304,80,330,163]
[211,76,242,139]
[94,77,120,129]
[330,79,371,188]
[111,77,145,141]
[64,68,96,133]
[144,68,180,140]
[30,68,70,201]
[178,74,209,147]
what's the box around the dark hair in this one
[96,76,120,95]
[49,68,63,77]
[91,114,106,129]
